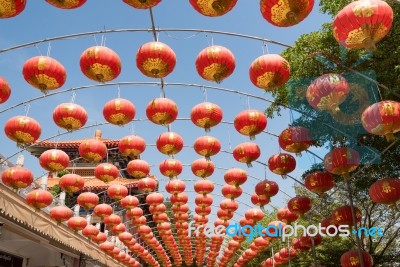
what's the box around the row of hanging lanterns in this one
[0,43,290,96]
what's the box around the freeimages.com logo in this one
[188,221,383,242]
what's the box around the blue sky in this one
[0,1,332,224]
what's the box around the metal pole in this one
[311,236,317,267]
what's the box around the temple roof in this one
[28,130,119,149]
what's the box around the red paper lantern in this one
[93,203,113,219]
[78,138,107,162]
[146,192,164,206]
[191,102,223,132]
[278,126,313,155]
[193,136,221,160]
[80,46,121,82]
[123,0,161,9]
[255,180,279,197]
[0,0,26,18]
[249,54,290,91]
[94,163,119,183]
[146,98,178,126]
[306,73,350,114]
[194,180,214,195]
[191,158,215,178]
[103,98,135,126]
[165,179,186,195]
[46,0,86,9]
[304,171,335,196]
[67,216,87,232]
[1,166,33,190]
[251,193,270,207]
[170,193,188,206]
[276,207,298,224]
[107,184,128,200]
[59,174,84,193]
[324,147,360,179]
[224,168,247,187]
[4,116,41,145]
[361,100,400,142]
[189,0,237,17]
[217,209,232,221]
[195,206,211,217]
[195,45,235,83]
[26,189,53,209]
[136,41,176,78]
[234,110,267,140]
[233,142,261,168]
[220,199,238,213]
[118,135,146,159]
[159,159,183,178]
[279,247,296,259]
[268,153,296,176]
[119,232,133,243]
[52,103,88,131]
[149,204,167,215]
[39,149,70,172]
[333,0,393,50]
[260,0,314,27]
[22,56,66,93]
[221,184,242,200]
[332,205,362,226]
[104,214,122,227]
[172,204,190,213]
[49,206,73,224]
[138,177,158,192]
[288,196,312,216]
[100,241,115,252]
[156,132,184,155]
[0,77,11,104]
[77,192,99,210]
[82,225,99,239]
[127,159,150,178]
[369,178,400,208]
[92,232,107,244]
[245,208,264,223]
[126,207,143,220]
[340,250,373,267]
[120,195,139,209]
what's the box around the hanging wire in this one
[263,41,270,55]
[70,90,76,103]
[117,85,121,99]
[46,42,52,57]
[35,44,42,56]
[201,86,208,102]
[24,104,31,116]
[93,34,98,46]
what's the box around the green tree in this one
[259,0,400,266]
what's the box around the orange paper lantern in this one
[39,149,70,172]
[136,41,176,78]
[195,45,235,83]
[22,56,66,93]
[260,0,314,27]
[234,110,267,140]
[123,0,161,9]
[0,77,11,104]
[0,0,26,18]
[4,116,41,145]
[46,0,86,9]
[103,98,135,126]
[156,132,184,155]
[249,54,290,91]
[1,166,33,190]
[118,135,146,158]
[53,103,88,131]
[333,0,393,50]
[189,0,237,17]
[80,46,121,82]
[191,102,223,132]
[146,98,178,126]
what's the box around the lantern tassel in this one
[295,152,303,157]
[281,175,288,179]
[250,135,256,141]
[246,162,253,168]
[205,155,211,161]
[342,173,350,180]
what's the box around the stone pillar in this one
[40,174,49,191]
[59,191,66,206]
[74,204,80,216]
